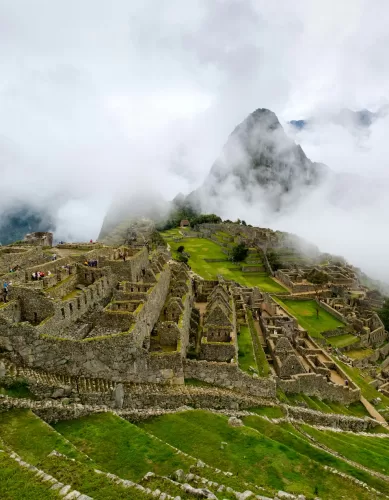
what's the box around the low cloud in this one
[1,1,389,281]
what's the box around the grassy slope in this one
[275,298,344,338]
[237,325,257,373]
[161,231,287,293]
[335,358,389,408]
[139,409,382,499]
[301,424,389,475]
[40,455,152,500]
[247,310,270,376]
[0,409,88,465]
[53,412,194,481]
[243,416,389,494]
[0,452,59,500]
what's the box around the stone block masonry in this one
[184,359,276,398]
[278,373,360,404]
[0,264,174,383]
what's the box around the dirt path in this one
[360,396,388,425]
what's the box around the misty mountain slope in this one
[187,108,329,213]
[98,192,170,242]
[0,207,54,245]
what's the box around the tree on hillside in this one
[177,245,185,253]
[232,243,249,262]
[266,250,282,271]
[305,269,329,318]
[378,299,389,331]
[241,220,247,226]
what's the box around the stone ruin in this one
[2,225,386,412]
[24,231,53,247]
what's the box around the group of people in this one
[31,270,51,280]
[84,259,98,267]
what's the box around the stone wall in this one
[285,405,378,431]
[0,265,175,383]
[277,373,360,404]
[184,359,276,398]
[38,274,114,334]
[199,341,236,362]
[319,301,348,324]
[0,247,49,274]
[0,301,22,323]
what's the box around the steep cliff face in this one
[187,108,329,212]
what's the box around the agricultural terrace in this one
[274,298,345,338]
[161,229,287,293]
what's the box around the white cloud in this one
[0,0,389,281]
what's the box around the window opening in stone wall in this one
[34,312,38,324]
[77,298,81,310]
[61,308,65,318]
[69,303,73,314]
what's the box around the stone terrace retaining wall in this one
[184,359,276,398]
[284,405,378,431]
[278,373,360,404]
[319,300,348,324]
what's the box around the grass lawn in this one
[301,424,389,476]
[161,233,287,293]
[139,409,384,498]
[275,298,345,338]
[347,348,374,360]
[237,325,257,374]
[327,334,359,348]
[53,412,194,481]
[0,409,88,465]
[0,452,59,500]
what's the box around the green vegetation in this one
[347,348,374,360]
[0,379,34,399]
[53,412,194,481]
[40,455,151,500]
[247,309,270,376]
[62,289,81,301]
[277,390,369,417]
[161,233,287,292]
[0,452,59,500]
[0,409,88,465]
[231,243,249,262]
[301,424,389,475]
[248,406,285,418]
[139,409,386,498]
[327,333,359,348]
[334,358,389,408]
[237,325,257,374]
[275,298,344,338]
[378,298,389,331]
[243,416,389,493]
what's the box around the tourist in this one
[3,281,8,303]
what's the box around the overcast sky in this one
[1,0,389,278]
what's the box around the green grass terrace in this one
[161,230,287,293]
[274,298,345,339]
